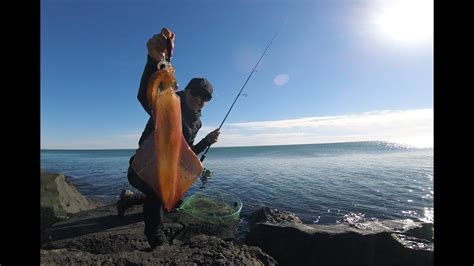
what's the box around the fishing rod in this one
[198,23,285,186]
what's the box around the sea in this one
[40,141,433,225]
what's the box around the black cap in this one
[184,78,213,99]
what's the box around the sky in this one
[41,0,433,149]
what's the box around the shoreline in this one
[41,170,433,265]
[40,166,433,226]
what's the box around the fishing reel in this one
[199,168,213,188]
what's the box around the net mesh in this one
[180,188,242,225]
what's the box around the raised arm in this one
[137,55,160,116]
[137,28,175,116]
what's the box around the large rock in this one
[40,170,96,230]
[248,207,303,227]
[41,204,277,265]
[245,208,433,266]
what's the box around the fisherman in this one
[117,27,220,248]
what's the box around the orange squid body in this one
[132,66,204,211]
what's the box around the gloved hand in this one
[200,168,213,188]
[147,27,175,62]
[204,128,220,145]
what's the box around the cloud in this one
[228,109,431,130]
[201,108,433,148]
[42,108,433,149]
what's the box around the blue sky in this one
[41,0,433,149]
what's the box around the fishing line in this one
[200,22,286,163]
[198,21,286,187]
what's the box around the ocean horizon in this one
[41,140,433,225]
[41,139,432,151]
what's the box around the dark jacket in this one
[136,55,209,155]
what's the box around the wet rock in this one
[404,222,434,241]
[391,233,434,251]
[245,212,433,266]
[248,207,302,228]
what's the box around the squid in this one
[131,61,204,211]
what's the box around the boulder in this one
[245,208,433,266]
[248,207,303,227]
[40,170,96,230]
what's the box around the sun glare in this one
[372,0,433,44]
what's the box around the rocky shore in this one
[40,170,97,230]
[40,171,433,265]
